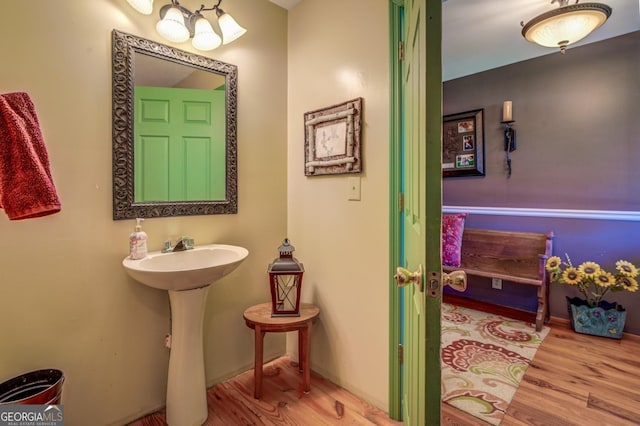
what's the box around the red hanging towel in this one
[0,92,61,220]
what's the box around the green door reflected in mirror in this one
[134,86,226,202]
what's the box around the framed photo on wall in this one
[304,98,363,176]
[442,108,485,177]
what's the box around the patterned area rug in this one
[441,303,550,425]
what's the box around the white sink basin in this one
[122,244,249,291]
[122,243,249,425]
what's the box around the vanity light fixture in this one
[521,0,612,54]
[126,0,247,51]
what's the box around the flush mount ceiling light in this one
[126,0,247,51]
[521,0,612,54]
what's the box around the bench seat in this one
[443,228,553,331]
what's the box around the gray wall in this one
[443,31,640,334]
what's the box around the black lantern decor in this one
[267,238,305,317]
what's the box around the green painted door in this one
[134,86,226,202]
[400,0,442,424]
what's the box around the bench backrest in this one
[458,228,553,282]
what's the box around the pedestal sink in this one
[123,244,249,426]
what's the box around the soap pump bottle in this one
[129,218,148,260]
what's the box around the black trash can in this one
[0,369,64,405]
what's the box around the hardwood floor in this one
[130,320,640,426]
[128,357,402,425]
[502,320,640,426]
[443,320,640,426]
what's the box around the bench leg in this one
[535,285,547,332]
[254,326,265,399]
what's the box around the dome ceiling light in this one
[521,0,612,54]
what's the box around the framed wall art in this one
[304,98,363,176]
[442,108,485,177]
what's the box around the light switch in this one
[348,176,361,201]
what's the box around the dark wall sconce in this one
[501,101,516,178]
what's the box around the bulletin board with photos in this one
[442,108,485,177]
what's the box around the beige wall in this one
[287,0,391,410]
[0,0,288,424]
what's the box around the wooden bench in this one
[443,228,553,331]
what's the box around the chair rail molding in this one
[442,206,640,222]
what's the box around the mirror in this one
[112,30,238,220]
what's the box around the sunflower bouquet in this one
[545,255,639,307]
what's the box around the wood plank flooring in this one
[128,357,401,425]
[442,319,640,426]
[130,320,640,425]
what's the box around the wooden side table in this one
[243,302,320,399]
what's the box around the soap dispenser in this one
[129,218,148,260]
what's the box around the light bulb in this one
[156,6,189,43]
[126,0,154,15]
[217,12,247,45]
[192,17,222,51]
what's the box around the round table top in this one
[243,302,320,327]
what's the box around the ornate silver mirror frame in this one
[111,30,238,220]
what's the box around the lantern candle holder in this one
[267,238,305,317]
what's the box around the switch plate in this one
[348,176,361,201]
[492,278,502,290]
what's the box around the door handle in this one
[394,264,423,292]
[443,270,467,292]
